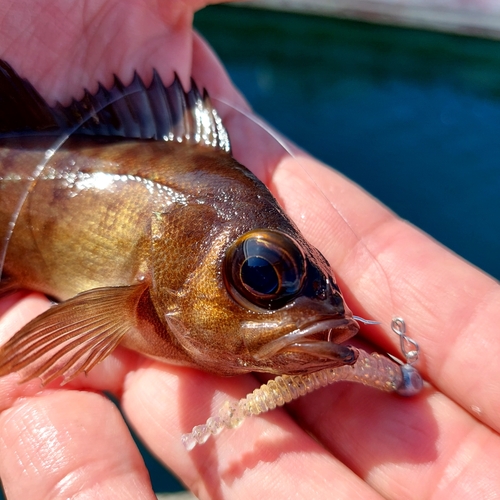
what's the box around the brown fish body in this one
[1,137,273,299]
[0,60,359,384]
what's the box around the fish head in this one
[155,223,359,376]
[222,228,360,374]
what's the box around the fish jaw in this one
[251,316,360,361]
[236,310,360,375]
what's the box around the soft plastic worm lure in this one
[181,317,423,450]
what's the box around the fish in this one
[0,58,360,385]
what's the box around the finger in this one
[188,36,500,442]
[187,20,500,443]
[121,362,384,500]
[288,377,500,499]
[0,297,157,498]
[271,155,500,434]
[0,293,50,346]
[0,389,156,500]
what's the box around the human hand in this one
[1,1,499,499]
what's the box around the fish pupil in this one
[241,256,279,295]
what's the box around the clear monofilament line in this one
[181,347,423,450]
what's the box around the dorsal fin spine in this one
[148,69,172,140]
[0,58,231,152]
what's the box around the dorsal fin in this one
[0,59,231,152]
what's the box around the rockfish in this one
[0,59,359,385]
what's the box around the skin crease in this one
[0,0,499,499]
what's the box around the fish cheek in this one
[184,264,250,352]
[171,248,304,375]
[147,204,247,370]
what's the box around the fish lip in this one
[296,316,359,340]
[253,316,359,360]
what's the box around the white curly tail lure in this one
[181,317,423,450]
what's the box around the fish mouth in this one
[253,316,359,362]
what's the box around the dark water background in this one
[2,5,500,497]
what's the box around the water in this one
[2,5,500,498]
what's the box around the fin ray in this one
[0,284,147,385]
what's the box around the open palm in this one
[0,1,499,499]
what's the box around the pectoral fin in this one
[0,283,147,385]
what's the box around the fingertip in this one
[0,390,156,500]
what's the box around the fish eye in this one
[224,229,306,310]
